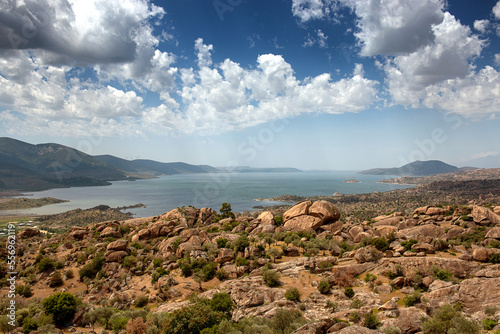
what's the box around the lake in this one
[5,171,412,217]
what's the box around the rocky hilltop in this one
[2,190,500,334]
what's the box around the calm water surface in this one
[5,171,412,217]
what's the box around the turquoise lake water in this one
[5,171,412,217]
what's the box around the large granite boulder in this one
[472,206,500,226]
[283,200,340,232]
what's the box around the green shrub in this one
[403,291,422,307]
[134,295,149,308]
[201,262,218,281]
[122,255,137,268]
[37,257,55,272]
[325,300,338,311]
[215,270,227,281]
[210,292,234,317]
[49,271,63,287]
[344,287,355,298]
[384,327,402,334]
[164,303,226,334]
[262,269,281,287]
[482,318,498,330]
[16,284,33,298]
[65,269,74,279]
[233,235,250,252]
[318,261,334,270]
[78,252,104,281]
[349,311,361,323]
[350,298,364,309]
[364,273,377,283]
[364,311,381,329]
[317,280,331,294]
[371,237,389,252]
[216,238,228,249]
[235,256,249,267]
[401,239,418,252]
[485,305,498,316]
[432,267,454,281]
[22,317,37,334]
[422,304,480,334]
[43,292,78,326]
[285,287,301,302]
[153,258,163,268]
[490,253,500,264]
[110,316,129,333]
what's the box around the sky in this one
[1,0,500,170]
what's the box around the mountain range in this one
[0,137,219,191]
[0,138,302,192]
[359,160,461,176]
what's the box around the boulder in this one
[261,225,275,234]
[426,207,447,216]
[283,201,312,221]
[354,246,382,264]
[308,200,340,224]
[486,227,500,240]
[105,251,128,262]
[382,307,426,333]
[374,225,398,237]
[411,242,435,254]
[18,227,41,238]
[69,227,87,240]
[283,215,323,232]
[349,225,364,240]
[320,220,343,234]
[336,325,380,333]
[257,211,274,225]
[107,239,128,251]
[472,248,496,262]
[459,277,500,312]
[217,248,234,264]
[291,319,336,334]
[100,226,121,239]
[373,217,401,227]
[472,206,500,226]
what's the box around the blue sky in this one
[1,0,500,170]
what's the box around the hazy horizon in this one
[1,1,500,170]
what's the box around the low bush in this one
[49,271,63,287]
[285,287,301,302]
[482,318,498,330]
[344,286,355,299]
[134,295,148,308]
[262,268,281,287]
[364,311,381,329]
[317,280,331,294]
[403,291,422,307]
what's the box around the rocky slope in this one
[2,197,500,333]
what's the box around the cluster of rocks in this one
[11,199,500,333]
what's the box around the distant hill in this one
[359,160,459,176]
[94,155,219,176]
[0,137,127,191]
[0,137,219,192]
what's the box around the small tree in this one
[219,203,235,219]
[317,280,331,294]
[268,247,282,263]
[344,287,355,298]
[285,287,301,302]
[43,292,78,326]
[262,269,281,287]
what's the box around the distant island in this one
[359,160,460,176]
[343,179,360,183]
